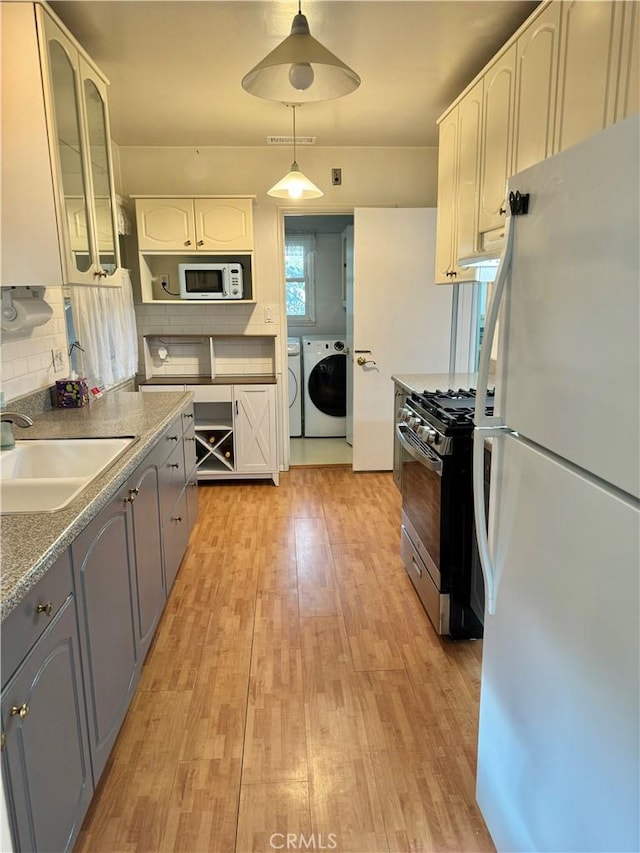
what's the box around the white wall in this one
[0,286,69,401]
[119,144,437,371]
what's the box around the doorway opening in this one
[284,213,354,466]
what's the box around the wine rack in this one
[194,425,234,472]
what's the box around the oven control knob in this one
[417,425,428,440]
[408,417,420,429]
[425,429,437,443]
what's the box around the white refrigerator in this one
[473,114,640,852]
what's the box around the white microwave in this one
[178,263,243,300]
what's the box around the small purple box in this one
[55,379,90,408]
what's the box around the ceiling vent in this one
[267,135,316,145]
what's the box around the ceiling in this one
[50,0,539,149]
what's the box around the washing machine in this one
[302,336,347,437]
[287,337,302,437]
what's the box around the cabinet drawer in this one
[186,384,232,403]
[1,551,73,684]
[181,404,195,432]
[157,414,183,461]
[159,439,186,522]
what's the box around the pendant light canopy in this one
[242,2,360,103]
[268,106,323,199]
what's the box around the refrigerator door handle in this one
[473,213,515,615]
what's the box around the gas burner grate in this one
[414,387,494,428]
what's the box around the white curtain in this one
[72,270,138,389]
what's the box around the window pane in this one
[285,245,305,278]
[286,280,306,316]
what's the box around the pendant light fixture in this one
[242,1,360,103]
[268,105,323,199]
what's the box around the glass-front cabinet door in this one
[39,8,121,285]
[79,57,119,280]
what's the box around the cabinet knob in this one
[168,463,180,469]
[224,451,231,459]
[499,206,507,215]
[186,436,196,442]
[197,240,204,246]
[188,481,198,488]
[36,602,53,616]
[94,270,108,279]
[184,240,192,246]
[183,413,194,419]
[172,516,183,523]
[124,487,139,503]
[10,704,29,720]
[450,270,457,279]
[168,435,179,441]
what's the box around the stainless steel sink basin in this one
[0,437,136,513]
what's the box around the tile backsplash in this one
[0,286,69,402]
[134,302,281,377]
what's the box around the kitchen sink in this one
[0,437,136,513]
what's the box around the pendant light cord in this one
[292,105,297,165]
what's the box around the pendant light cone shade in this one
[242,9,360,103]
[268,162,323,199]
[267,106,323,199]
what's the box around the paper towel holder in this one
[1,286,50,332]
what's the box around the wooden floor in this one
[76,468,494,853]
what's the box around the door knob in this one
[357,356,377,366]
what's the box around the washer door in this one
[308,354,346,417]
[288,365,298,408]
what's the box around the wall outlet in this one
[159,273,170,292]
[52,347,65,373]
[331,168,342,186]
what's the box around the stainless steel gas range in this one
[395,388,494,639]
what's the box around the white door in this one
[352,208,453,471]
[343,224,354,445]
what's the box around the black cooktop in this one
[413,388,495,429]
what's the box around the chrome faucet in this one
[0,412,34,449]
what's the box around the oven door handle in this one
[396,425,443,476]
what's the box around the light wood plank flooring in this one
[76,468,493,853]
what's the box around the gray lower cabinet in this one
[127,454,165,662]
[1,400,200,850]
[1,552,92,853]
[163,489,190,591]
[71,487,139,785]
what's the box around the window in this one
[285,233,316,324]
[64,274,138,390]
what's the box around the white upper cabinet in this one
[39,6,123,286]
[512,1,561,174]
[435,0,639,272]
[135,199,195,250]
[135,198,254,252]
[478,44,516,237]
[434,111,459,283]
[554,1,623,153]
[194,199,253,251]
[456,79,484,264]
[434,82,482,284]
[615,1,640,122]
[1,3,61,287]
